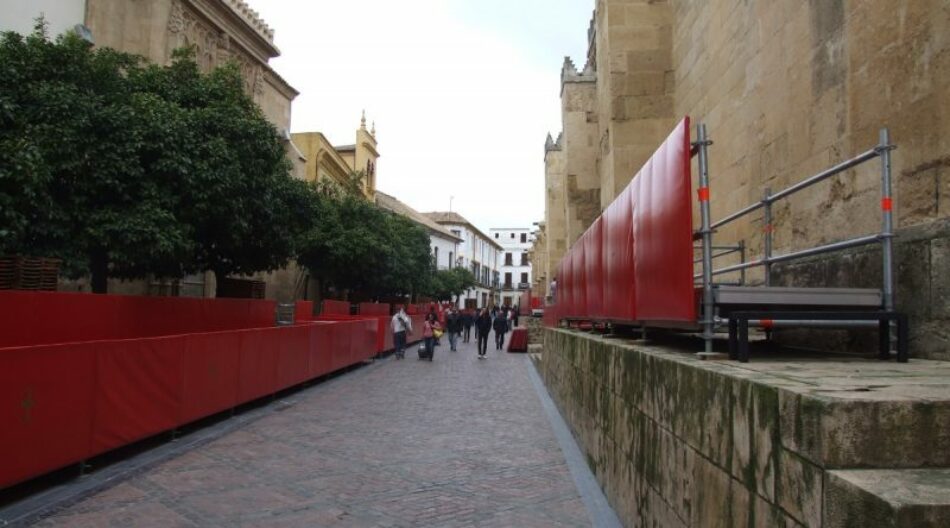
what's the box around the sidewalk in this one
[32,332,609,527]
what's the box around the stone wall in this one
[593,0,676,209]
[560,60,601,247]
[540,328,950,527]
[544,135,567,294]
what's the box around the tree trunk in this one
[90,248,108,294]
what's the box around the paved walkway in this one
[32,331,606,527]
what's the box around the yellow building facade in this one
[292,113,380,201]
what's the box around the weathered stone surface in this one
[542,328,950,527]
[825,469,950,528]
[777,449,823,527]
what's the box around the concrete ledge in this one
[540,328,950,527]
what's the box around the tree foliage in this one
[296,191,432,299]
[0,24,309,291]
[1,23,456,300]
[426,267,477,302]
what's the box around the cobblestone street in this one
[33,333,602,527]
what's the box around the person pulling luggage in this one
[420,313,441,361]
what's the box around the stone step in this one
[825,469,950,527]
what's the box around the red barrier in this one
[603,185,636,321]
[237,329,279,403]
[91,337,185,455]
[632,117,695,322]
[585,217,605,319]
[554,117,695,325]
[277,324,312,389]
[0,291,276,348]
[308,323,333,378]
[358,302,391,316]
[572,241,586,318]
[518,291,532,315]
[295,300,314,322]
[0,342,97,488]
[0,292,389,490]
[321,299,350,315]
[180,332,240,425]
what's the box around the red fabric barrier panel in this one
[295,301,314,322]
[572,241,586,318]
[321,299,350,315]
[632,117,696,322]
[507,327,529,352]
[585,217,605,319]
[0,292,277,348]
[518,291,532,315]
[603,185,637,321]
[558,256,571,319]
[277,325,312,389]
[237,329,279,403]
[0,342,97,488]
[358,303,391,316]
[91,336,185,455]
[179,332,240,424]
[308,323,333,378]
[409,314,425,344]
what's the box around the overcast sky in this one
[245,0,591,233]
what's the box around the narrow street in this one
[33,334,612,527]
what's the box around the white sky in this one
[245,0,592,233]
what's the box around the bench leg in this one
[897,314,909,363]
[738,319,750,363]
[878,319,891,360]
[728,318,738,360]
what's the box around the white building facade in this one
[375,192,461,273]
[490,227,533,308]
[423,212,502,310]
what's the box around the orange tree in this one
[0,23,310,292]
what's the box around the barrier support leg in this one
[696,123,716,355]
[78,460,91,477]
[878,128,898,357]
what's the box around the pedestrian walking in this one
[475,308,492,358]
[446,308,462,352]
[513,305,520,328]
[421,312,441,361]
[391,306,412,359]
[461,310,473,343]
[493,310,509,350]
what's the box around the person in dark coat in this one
[474,309,492,358]
[461,310,474,343]
[445,308,462,352]
[492,311,509,350]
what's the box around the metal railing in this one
[693,242,746,286]
[692,124,896,354]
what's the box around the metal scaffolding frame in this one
[692,124,907,362]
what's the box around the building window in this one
[510,233,515,239]
[520,272,528,285]
[494,233,499,239]
[521,253,528,266]
[505,272,512,287]
[434,246,439,266]
[505,253,512,266]
[449,251,454,268]
[452,229,461,237]
[520,233,527,243]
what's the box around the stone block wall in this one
[540,328,950,527]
